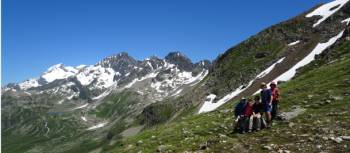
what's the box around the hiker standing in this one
[260,82,273,128]
[270,82,280,121]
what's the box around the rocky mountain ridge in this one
[3,51,211,101]
[2,0,350,153]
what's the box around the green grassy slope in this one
[1,90,140,153]
[139,13,316,126]
[89,91,140,118]
[108,41,350,153]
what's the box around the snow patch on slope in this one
[42,64,78,83]
[342,17,350,25]
[273,30,344,82]
[92,90,111,100]
[76,65,117,89]
[18,79,40,90]
[288,40,301,46]
[198,94,217,113]
[199,80,254,114]
[76,65,87,69]
[87,122,108,130]
[125,72,159,88]
[306,0,349,27]
[256,57,286,79]
[198,57,286,113]
[171,89,183,97]
[190,70,209,86]
[72,103,89,110]
[58,99,64,104]
[151,70,208,94]
[44,122,50,136]
[81,116,87,122]
[44,81,78,98]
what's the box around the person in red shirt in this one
[240,98,255,133]
[270,82,280,121]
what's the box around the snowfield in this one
[76,64,87,69]
[198,94,217,113]
[125,72,159,88]
[306,0,349,27]
[17,63,119,90]
[92,89,112,100]
[87,122,108,130]
[199,80,254,114]
[273,30,344,82]
[171,89,183,97]
[18,79,40,90]
[188,70,209,86]
[67,92,79,100]
[81,116,87,122]
[198,28,345,114]
[16,62,121,91]
[76,65,117,89]
[72,103,89,110]
[198,57,284,114]
[42,64,78,83]
[58,99,64,104]
[150,70,208,94]
[256,57,286,79]
[288,40,300,46]
[342,17,350,25]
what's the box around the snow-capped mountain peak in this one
[41,63,78,83]
[6,52,211,102]
[76,65,118,89]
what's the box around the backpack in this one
[234,99,247,117]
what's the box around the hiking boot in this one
[248,130,252,133]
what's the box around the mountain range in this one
[2,0,350,152]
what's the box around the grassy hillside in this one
[89,91,141,118]
[2,3,349,153]
[138,3,350,127]
[108,41,350,152]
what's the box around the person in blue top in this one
[260,82,273,128]
[233,97,247,133]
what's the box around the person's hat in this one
[261,82,266,86]
[270,81,277,85]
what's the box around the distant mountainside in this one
[4,51,210,99]
[2,0,350,153]
[2,51,210,153]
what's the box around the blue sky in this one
[2,0,330,84]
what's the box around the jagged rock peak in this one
[98,52,138,71]
[165,51,194,71]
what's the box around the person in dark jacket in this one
[234,98,247,117]
[260,82,273,128]
[233,98,247,133]
[252,95,266,130]
[270,82,280,121]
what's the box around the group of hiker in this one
[233,82,280,134]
